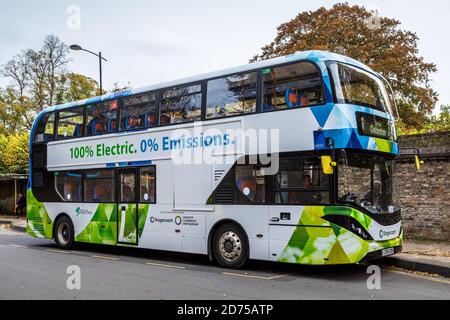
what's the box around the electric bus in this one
[27,50,402,268]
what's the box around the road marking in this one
[70,251,89,255]
[222,272,290,280]
[9,244,27,248]
[46,249,71,254]
[91,255,119,261]
[145,262,186,269]
[387,268,450,285]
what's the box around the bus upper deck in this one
[31,50,398,155]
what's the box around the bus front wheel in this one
[212,223,248,269]
[54,216,74,250]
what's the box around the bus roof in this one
[42,50,374,114]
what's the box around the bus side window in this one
[33,112,56,143]
[121,93,157,131]
[206,72,257,119]
[274,157,330,205]
[235,165,265,204]
[84,170,115,202]
[262,62,323,112]
[140,166,156,203]
[55,172,82,202]
[56,108,84,139]
[160,84,202,125]
[86,100,118,136]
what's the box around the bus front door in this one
[117,169,138,245]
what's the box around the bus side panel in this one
[26,189,53,239]
[272,206,403,265]
[208,205,269,261]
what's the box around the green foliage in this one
[0,132,29,174]
[252,3,438,131]
[56,73,99,103]
[398,105,450,135]
[0,35,100,134]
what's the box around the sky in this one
[0,0,448,114]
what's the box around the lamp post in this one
[70,44,108,95]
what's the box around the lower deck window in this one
[214,155,331,205]
[235,165,266,204]
[55,172,82,202]
[84,170,115,202]
[274,157,330,205]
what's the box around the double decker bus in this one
[27,50,402,268]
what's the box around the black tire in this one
[212,223,249,269]
[54,216,74,249]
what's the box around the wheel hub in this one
[57,222,70,246]
[219,231,242,262]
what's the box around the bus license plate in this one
[382,248,395,257]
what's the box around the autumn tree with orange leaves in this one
[252,3,438,131]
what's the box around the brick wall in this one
[394,131,450,241]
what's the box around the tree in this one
[0,88,26,134]
[252,3,438,131]
[0,35,102,132]
[399,105,450,135]
[55,73,99,103]
[1,35,70,129]
[0,132,29,174]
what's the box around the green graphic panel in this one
[138,204,149,238]
[26,190,53,239]
[76,204,117,245]
[118,204,137,244]
[278,206,400,265]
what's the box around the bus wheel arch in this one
[208,219,249,269]
[53,213,75,250]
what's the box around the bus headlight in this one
[323,215,373,240]
[350,223,371,240]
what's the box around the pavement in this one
[0,216,26,233]
[0,216,449,285]
[380,241,450,278]
[0,230,449,300]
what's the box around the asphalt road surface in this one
[0,227,449,300]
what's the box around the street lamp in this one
[70,44,108,95]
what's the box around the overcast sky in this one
[0,0,448,113]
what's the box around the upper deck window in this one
[33,112,56,143]
[328,62,392,113]
[160,84,202,125]
[86,100,118,135]
[56,107,84,139]
[206,72,257,119]
[121,93,157,131]
[262,62,323,112]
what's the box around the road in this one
[0,227,449,300]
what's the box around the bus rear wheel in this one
[54,216,74,250]
[212,223,248,269]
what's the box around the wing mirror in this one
[415,155,424,171]
[321,156,337,175]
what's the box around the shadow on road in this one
[32,239,372,282]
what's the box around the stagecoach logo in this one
[379,229,397,239]
[149,216,174,224]
[175,216,182,226]
[75,207,93,216]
